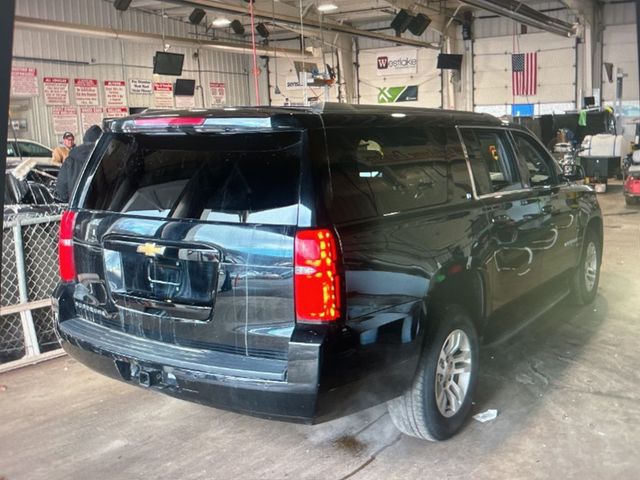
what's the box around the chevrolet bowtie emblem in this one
[136,243,166,257]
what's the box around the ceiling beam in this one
[155,0,439,49]
[458,0,577,37]
[14,15,313,58]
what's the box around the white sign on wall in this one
[209,82,226,105]
[153,82,174,108]
[80,107,104,133]
[375,49,418,76]
[129,78,153,94]
[104,80,127,106]
[43,77,70,105]
[11,67,38,97]
[105,107,129,118]
[175,95,196,109]
[285,76,304,91]
[52,106,79,135]
[74,78,100,106]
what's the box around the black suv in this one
[54,104,602,441]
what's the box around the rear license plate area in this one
[102,237,221,319]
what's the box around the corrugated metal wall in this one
[11,0,251,147]
[601,1,638,107]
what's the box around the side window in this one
[511,132,556,187]
[460,129,520,195]
[17,141,51,157]
[7,142,16,157]
[325,124,471,223]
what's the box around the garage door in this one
[474,32,576,115]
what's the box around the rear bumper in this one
[54,283,419,423]
[56,316,321,423]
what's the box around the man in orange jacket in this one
[51,131,75,165]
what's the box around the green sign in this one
[377,85,418,103]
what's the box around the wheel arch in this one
[425,268,487,336]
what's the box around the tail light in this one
[58,210,77,282]
[294,229,342,323]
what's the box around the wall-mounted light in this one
[230,19,245,35]
[189,8,206,25]
[113,0,131,11]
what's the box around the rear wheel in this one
[625,196,637,206]
[387,304,479,441]
[570,228,602,305]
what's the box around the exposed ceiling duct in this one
[458,0,577,37]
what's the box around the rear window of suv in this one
[81,131,302,225]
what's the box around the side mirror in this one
[563,164,585,182]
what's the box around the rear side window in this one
[511,131,557,187]
[81,131,302,225]
[326,125,472,223]
[460,129,521,195]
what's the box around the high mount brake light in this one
[294,229,342,323]
[58,210,77,282]
[133,117,206,126]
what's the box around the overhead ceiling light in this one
[211,17,232,28]
[317,3,338,12]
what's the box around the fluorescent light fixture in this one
[211,17,231,28]
[317,3,338,12]
[391,113,406,118]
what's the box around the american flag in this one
[512,52,537,96]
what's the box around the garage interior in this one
[1,0,639,478]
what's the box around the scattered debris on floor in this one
[473,409,498,423]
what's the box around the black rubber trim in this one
[59,317,287,382]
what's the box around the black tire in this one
[387,304,479,441]
[570,228,602,305]
[625,196,637,206]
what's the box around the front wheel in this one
[387,304,479,441]
[570,228,602,305]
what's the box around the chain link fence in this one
[1,212,63,365]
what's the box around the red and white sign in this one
[80,107,104,133]
[43,77,70,105]
[175,95,196,109]
[153,82,174,108]
[74,78,100,106]
[52,106,79,135]
[105,107,129,118]
[104,80,127,106]
[11,67,38,97]
[209,82,226,105]
[129,78,153,94]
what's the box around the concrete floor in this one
[1,182,639,480]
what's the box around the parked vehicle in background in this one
[54,104,603,441]
[6,138,53,166]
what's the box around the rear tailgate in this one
[71,129,303,362]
